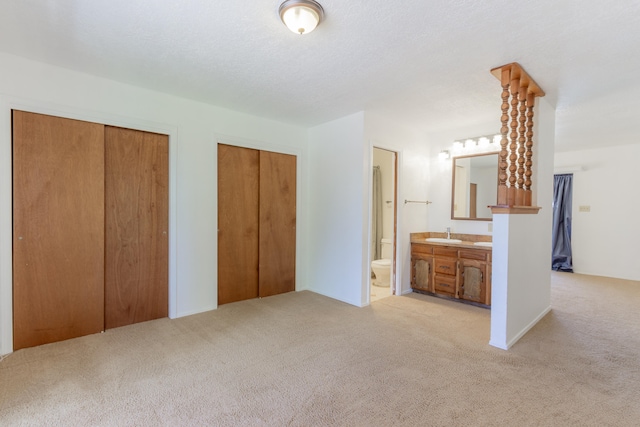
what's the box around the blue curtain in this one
[552,174,573,272]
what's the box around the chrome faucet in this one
[446,227,451,239]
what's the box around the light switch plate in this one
[579,205,591,212]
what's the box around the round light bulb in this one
[282,6,319,34]
[279,1,324,35]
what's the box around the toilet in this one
[371,238,392,287]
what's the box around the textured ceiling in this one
[1,0,639,151]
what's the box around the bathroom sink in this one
[425,238,462,244]
[473,241,493,247]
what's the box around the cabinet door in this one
[12,111,105,350]
[412,255,433,291]
[258,151,296,298]
[218,144,260,305]
[459,259,487,304]
[105,127,169,329]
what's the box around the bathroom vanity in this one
[410,233,492,307]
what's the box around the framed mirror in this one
[451,153,498,221]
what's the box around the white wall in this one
[555,143,640,281]
[307,112,367,306]
[490,97,555,349]
[0,53,308,355]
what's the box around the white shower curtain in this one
[371,166,383,260]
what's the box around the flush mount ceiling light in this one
[279,0,324,35]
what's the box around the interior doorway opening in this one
[552,173,573,272]
[370,147,398,303]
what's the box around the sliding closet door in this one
[12,111,105,350]
[259,151,296,297]
[104,127,169,329]
[218,144,260,305]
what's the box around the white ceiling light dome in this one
[279,0,324,35]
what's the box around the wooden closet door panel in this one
[259,151,296,298]
[104,127,168,329]
[12,111,105,350]
[217,144,260,305]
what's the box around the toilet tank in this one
[381,238,392,260]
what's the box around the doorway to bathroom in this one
[370,147,398,302]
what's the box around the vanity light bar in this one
[450,134,501,154]
[453,134,501,147]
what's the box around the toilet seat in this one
[371,259,391,267]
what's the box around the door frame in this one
[0,97,178,355]
[368,144,401,303]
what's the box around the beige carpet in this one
[1,272,639,426]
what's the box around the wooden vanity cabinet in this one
[411,242,491,307]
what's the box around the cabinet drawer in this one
[434,274,456,295]
[459,249,488,261]
[434,258,456,276]
[433,247,458,258]
[411,243,433,255]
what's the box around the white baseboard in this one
[307,288,363,307]
[493,306,552,350]
[175,304,217,319]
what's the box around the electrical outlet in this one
[579,205,591,212]
[488,222,493,232]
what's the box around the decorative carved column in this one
[489,62,544,214]
[491,62,544,214]
[524,92,535,206]
[508,76,519,207]
[516,85,528,206]
[497,69,510,206]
